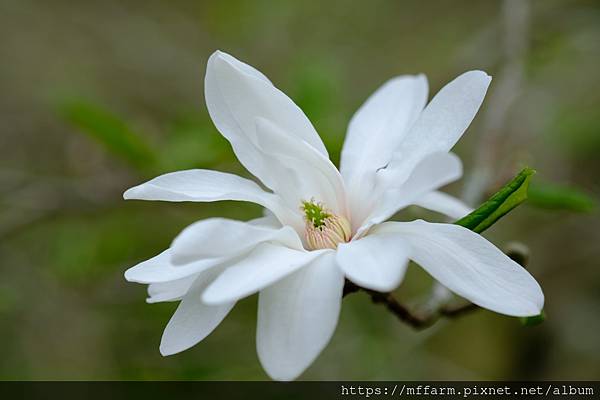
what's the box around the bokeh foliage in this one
[0,0,599,380]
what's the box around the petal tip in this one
[458,70,492,87]
[123,266,143,283]
[207,50,228,73]
[208,49,236,70]
[159,343,176,357]
[122,188,133,200]
[472,70,492,83]
[123,185,142,200]
[159,331,186,357]
[123,268,133,281]
[518,302,544,318]
[257,356,303,382]
[265,371,297,382]
[209,49,225,59]
[416,72,428,82]
[533,289,545,313]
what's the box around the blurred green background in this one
[1,0,599,380]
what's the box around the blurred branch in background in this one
[427,0,595,328]
[406,0,597,328]
[463,0,530,205]
[418,0,535,321]
[463,0,597,212]
[0,169,126,240]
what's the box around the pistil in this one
[301,200,351,250]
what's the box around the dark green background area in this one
[0,0,599,380]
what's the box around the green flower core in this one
[301,200,331,229]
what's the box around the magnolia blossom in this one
[124,51,544,381]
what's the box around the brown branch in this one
[439,302,480,317]
[343,280,477,330]
[365,289,434,329]
[342,241,529,329]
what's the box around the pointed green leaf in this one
[60,100,158,171]
[455,167,536,233]
[528,181,596,213]
[454,168,544,326]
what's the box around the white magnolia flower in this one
[124,50,544,381]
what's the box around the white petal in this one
[356,152,463,236]
[202,243,327,305]
[413,191,473,219]
[253,118,346,214]
[160,269,235,356]
[123,169,298,228]
[123,169,266,203]
[205,51,327,190]
[336,233,410,292]
[256,252,343,381]
[125,215,288,284]
[147,276,197,303]
[170,218,303,265]
[211,51,272,83]
[340,75,428,183]
[247,212,281,228]
[375,220,544,316]
[124,249,218,284]
[386,71,491,182]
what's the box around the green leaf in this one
[550,108,600,159]
[528,181,596,213]
[455,169,544,326]
[455,167,536,233]
[158,113,230,171]
[60,100,158,171]
[520,310,546,327]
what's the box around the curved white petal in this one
[124,249,219,284]
[125,215,290,284]
[170,218,303,266]
[340,75,428,183]
[202,243,328,305]
[205,51,327,190]
[256,252,343,381]
[253,117,346,214]
[356,152,463,236]
[375,220,544,317]
[386,71,491,182]
[123,169,298,228]
[123,169,268,203]
[160,269,235,356]
[247,212,281,228]
[336,233,409,292]
[340,75,428,228]
[211,51,272,83]
[147,276,197,303]
[413,191,473,219]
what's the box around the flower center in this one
[301,199,351,250]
